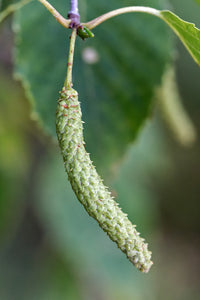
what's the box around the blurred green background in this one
[0,0,200,299]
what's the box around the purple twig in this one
[68,0,80,28]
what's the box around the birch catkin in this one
[56,86,153,273]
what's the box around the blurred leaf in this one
[160,10,200,66]
[0,242,80,300]
[1,0,16,11]
[1,0,30,11]
[157,66,197,146]
[0,70,29,243]
[0,0,32,23]
[13,0,173,170]
[32,252,81,300]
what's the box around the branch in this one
[84,6,160,29]
[64,28,77,88]
[38,0,71,28]
[68,0,80,28]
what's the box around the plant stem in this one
[84,6,160,29]
[68,0,80,28]
[0,0,32,23]
[69,0,79,15]
[38,0,71,28]
[64,28,77,88]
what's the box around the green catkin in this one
[56,86,153,273]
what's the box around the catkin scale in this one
[56,86,153,273]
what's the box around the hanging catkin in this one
[56,86,153,273]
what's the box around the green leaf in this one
[13,0,172,170]
[160,10,200,66]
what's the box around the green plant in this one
[0,0,200,273]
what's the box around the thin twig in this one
[64,28,77,88]
[68,0,80,27]
[69,0,79,15]
[38,0,71,28]
[84,6,160,29]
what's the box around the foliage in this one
[160,10,200,66]
[13,0,173,171]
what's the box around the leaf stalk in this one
[38,0,71,28]
[84,6,160,29]
[64,28,77,88]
